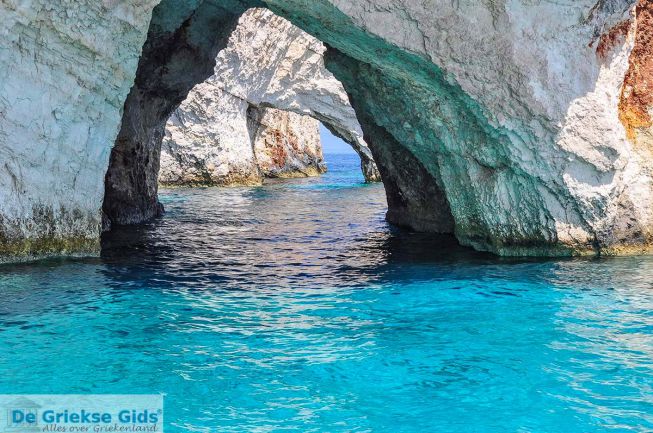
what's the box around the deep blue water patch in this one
[1,154,652,432]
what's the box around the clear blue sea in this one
[1,153,652,432]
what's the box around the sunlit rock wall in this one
[247,107,325,180]
[160,85,325,186]
[159,8,377,187]
[2,0,653,261]
[160,85,261,187]
[267,0,650,255]
[0,0,158,261]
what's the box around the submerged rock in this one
[2,0,653,261]
[159,8,377,187]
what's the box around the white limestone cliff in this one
[159,8,378,187]
[267,0,651,255]
[248,107,325,179]
[161,88,325,186]
[0,0,158,259]
[1,0,653,261]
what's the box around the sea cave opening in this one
[100,3,457,256]
[4,2,653,430]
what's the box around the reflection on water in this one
[0,154,652,432]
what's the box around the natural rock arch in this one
[102,0,457,234]
[158,8,380,188]
[1,0,652,262]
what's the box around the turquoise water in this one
[1,154,653,432]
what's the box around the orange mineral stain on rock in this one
[268,130,288,167]
[619,0,653,141]
[596,20,631,59]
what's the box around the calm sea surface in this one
[1,154,652,432]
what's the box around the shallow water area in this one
[1,154,652,432]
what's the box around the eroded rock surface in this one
[273,0,651,255]
[247,107,326,180]
[101,1,249,227]
[161,93,325,186]
[2,0,653,261]
[161,84,262,187]
[159,8,377,187]
[0,0,158,261]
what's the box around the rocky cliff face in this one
[101,1,248,227]
[159,8,377,187]
[161,90,328,188]
[161,95,325,186]
[247,107,326,180]
[161,84,263,187]
[0,0,158,260]
[271,0,650,256]
[2,0,653,261]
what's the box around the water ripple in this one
[0,155,652,432]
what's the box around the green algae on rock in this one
[0,206,100,263]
